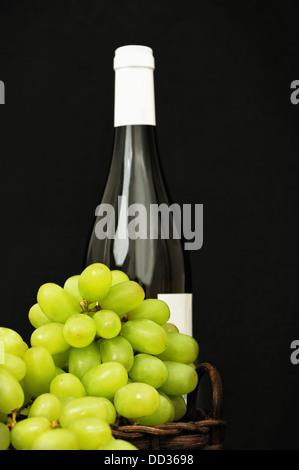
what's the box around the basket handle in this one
[187,362,223,421]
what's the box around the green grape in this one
[10,416,51,450]
[156,332,199,364]
[78,263,112,302]
[162,322,179,333]
[52,349,69,369]
[28,303,51,328]
[22,346,56,398]
[82,362,128,400]
[97,397,116,424]
[0,411,7,423]
[86,302,98,314]
[111,269,129,286]
[135,391,175,425]
[20,385,32,409]
[68,342,101,380]
[30,323,70,355]
[158,361,198,396]
[59,396,74,407]
[120,319,168,355]
[0,368,24,414]
[96,337,104,348]
[67,417,112,450]
[21,341,29,355]
[127,298,170,325]
[21,342,29,356]
[99,281,145,317]
[63,314,96,348]
[0,422,10,450]
[37,283,79,323]
[59,396,110,428]
[28,393,62,421]
[169,395,187,421]
[31,428,80,450]
[93,310,121,339]
[99,336,134,371]
[128,353,168,388]
[114,382,160,419]
[0,342,4,364]
[0,327,26,357]
[0,353,27,381]
[50,373,86,399]
[63,275,83,311]
[168,394,176,421]
[98,437,138,450]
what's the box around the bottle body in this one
[86,46,193,335]
[86,125,185,296]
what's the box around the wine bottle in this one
[86,45,193,335]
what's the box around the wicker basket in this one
[110,362,226,450]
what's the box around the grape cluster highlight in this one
[0,263,199,450]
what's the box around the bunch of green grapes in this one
[0,263,199,450]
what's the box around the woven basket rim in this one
[111,417,226,437]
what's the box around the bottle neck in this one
[114,66,156,127]
[110,125,160,178]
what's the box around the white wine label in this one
[157,293,193,336]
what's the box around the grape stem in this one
[88,305,101,312]
[79,300,101,314]
[6,409,18,428]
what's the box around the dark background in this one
[1,0,299,450]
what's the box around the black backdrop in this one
[1,0,299,450]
